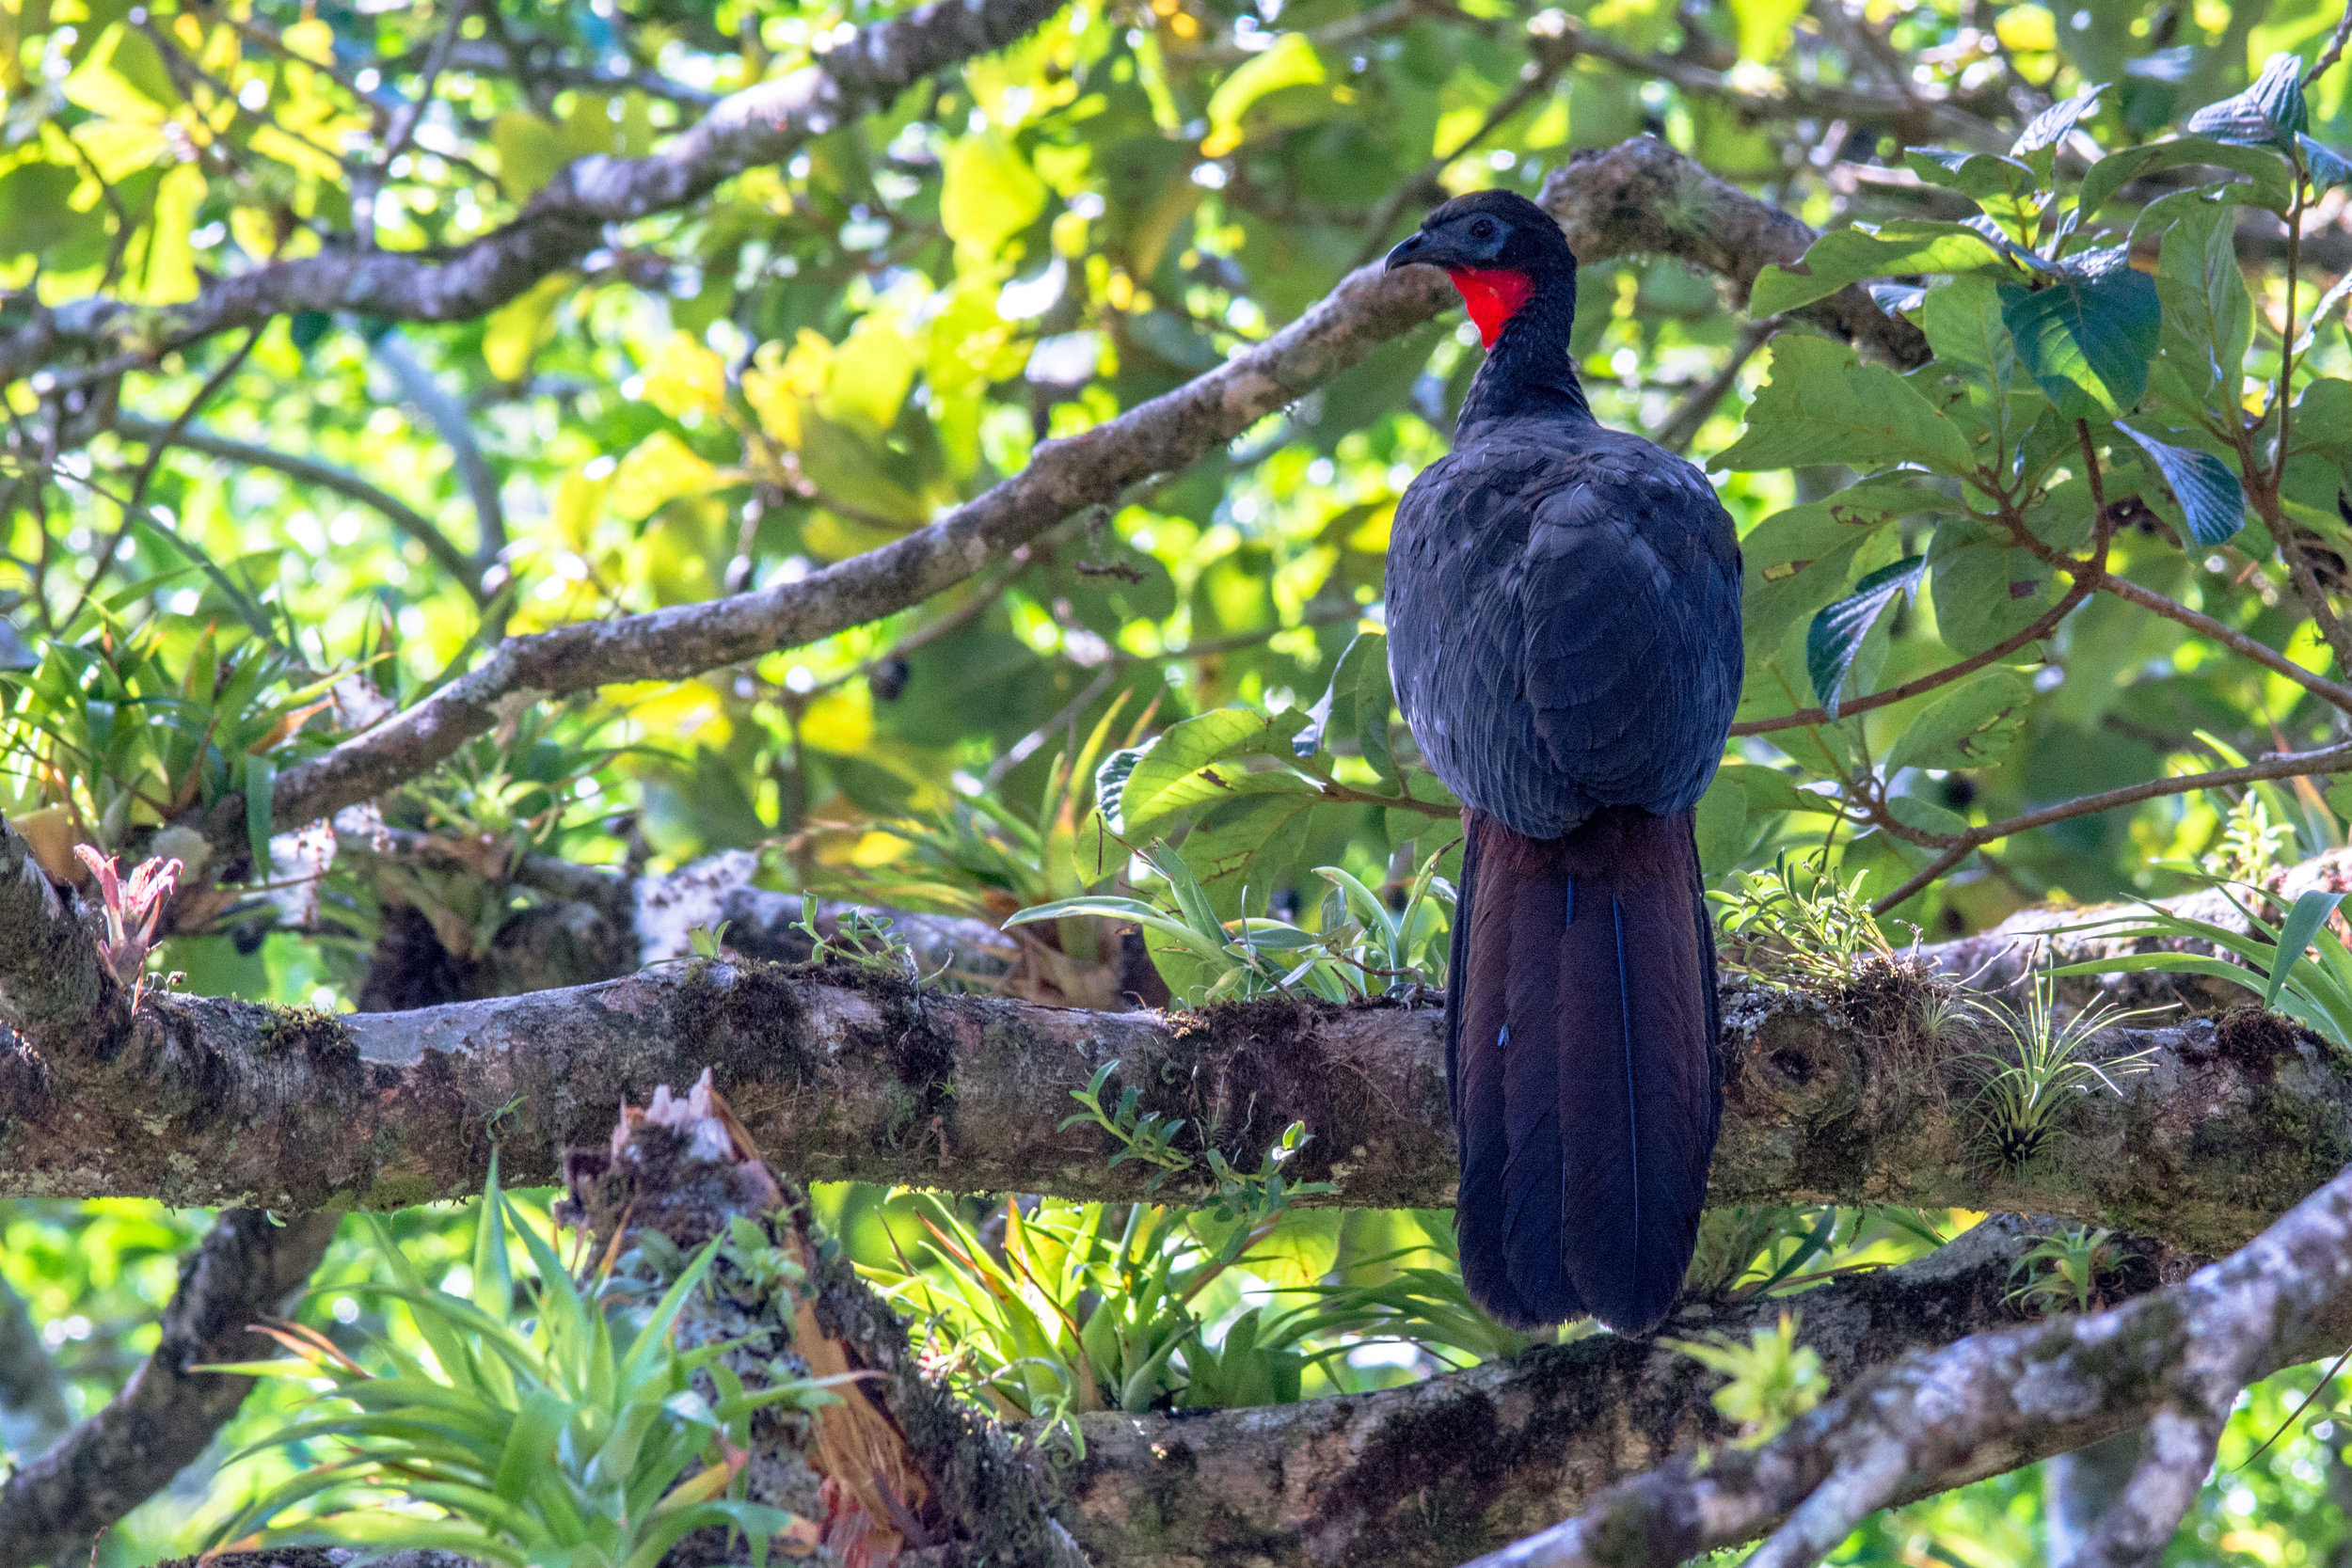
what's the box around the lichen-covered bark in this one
[2,952,2343,1254]
[1472,1134,2352,1568]
[557,1075,1085,1566]
[1051,1216,2153,1568]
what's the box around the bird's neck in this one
[1449,267,1594,433]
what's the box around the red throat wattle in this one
[1445,268,1534,348]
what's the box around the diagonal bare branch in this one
[0,1208,342,1568]
[0,0,1075,390]
[1462,1149,2352,1568]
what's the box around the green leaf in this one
[1693,776,1749,877]
[1884,672,2035,772]
[1901,148,2040,204]
[941,130,1049,256]
[2078,134,2296,218]
[1740,482,1947,585]
[2299,135,2352,190]
[1295,632,1376,761]
[1118,706,1310,834]
[246,753,276,876]
[1885,792,1970,837]
[1713,336,1976,475]
[1997,246,2159,417]
[2184,53,2308,153]
[1202,32,1327,154]
[2011,84,2104,181]
[2266,889,2347,1009]
[1749,222,2007,317]
[2152,197,2254,409]
[2113,422,2246,545]
[1925,513,2057,657]
[1715,762,1840,815]
[1806,556,1925,715]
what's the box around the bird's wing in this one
[1517,440,1744,817]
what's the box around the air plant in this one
[72,845,182,1004]
[1958,955,2166,1172]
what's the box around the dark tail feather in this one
[1449,807,1722,1335]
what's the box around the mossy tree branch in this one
[0,935,2341,1257]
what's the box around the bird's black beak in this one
[1384,230,1435,272]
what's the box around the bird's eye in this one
[1470,218,1496,239]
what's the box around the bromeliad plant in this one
[1959,957,2167,1170]
[202,1162,835,1568]
[2051,879,2352,1052]
[1007,840,1453,1006]
[0,609,348,879]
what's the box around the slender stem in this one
[1872,739,2352,914]
[64,329,262,630]
[2305,2,2352,89]
[109,414,485,602]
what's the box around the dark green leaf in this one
[289,311,333,355]
[2267,889,2346,1008]
[2114,421,2246,544]
[1806,556,1926,716]
[2183,53,2307,152]
[2300,134,2352,190]
[1997,245,2160,417]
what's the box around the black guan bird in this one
[1383,190,1742,1336]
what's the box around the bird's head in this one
[1383,190,1576,348]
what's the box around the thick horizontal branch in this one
[1053,1215,2148,1568]
[1470,1134,2352,1568]
[3,930,2344,1254]
[1,0,1071,390]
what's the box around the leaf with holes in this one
[1713,336,1976,476]
[2114,422,2246,545]
[1884,671,2036,773]
[1806,556,1926,716]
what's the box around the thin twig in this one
[109,414,486,601]
[1659,321,1774,454]
[64,329,262,629]
[2303,2,2352,87]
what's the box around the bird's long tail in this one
[1446,805,1722,1334]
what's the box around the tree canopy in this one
[8,0,2352,1560]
